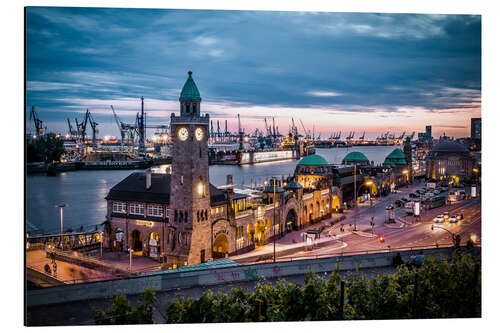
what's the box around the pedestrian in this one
[52,262,58,277]
[44,263,51,275]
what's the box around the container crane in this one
[66,118,77,138]
[110,105,127,151]
[238,114,244,150]
[85,109,99,148]
[359,131,365,140]
[75,114,88,144]
[29,106,45,136]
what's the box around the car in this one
[449,215,458,223]
[385,204,394,210]
[417,189,426,194]
[456,212,464,220]
[395,200,402,207]
[401,197,410,203]
[433,215,444,223]
[409,193,420,198]
[433,190,440,195]
[443,212,450,220]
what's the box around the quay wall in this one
[27,246,479,308]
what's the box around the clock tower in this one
[169,71,211,265]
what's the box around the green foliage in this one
[165,253,480,323]
[27,133,65,163]
[92,289,156,325]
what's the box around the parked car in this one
[401,198,410,203]
[385,204,394,210]
[433,215,445,223]
[395,200,403,207]
[416,189,426,194]
[449,215,458,223]
[433,190,440,195]
[409,193,420,198]
[456,212,464,220]
[443,212,450,220]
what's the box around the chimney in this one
[146,168,152,190]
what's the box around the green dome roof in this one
[179,71,201,100]
[284,180,303,190]
[343,151,369,162]
[297,154,329,166]
[385,148,406,160]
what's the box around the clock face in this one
[177,127,189,141]
[195,128,204,141]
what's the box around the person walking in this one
[52,262,58,277]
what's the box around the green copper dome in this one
[343,151,369,162]
[297,154,329,166]
[284,180,303,190]
[385,148,406,160]
[179,71,201,100]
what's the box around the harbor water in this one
[26,146,399,234]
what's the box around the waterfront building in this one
[104,72,335,267]
[425,141,474,182]
[471,118,481,140]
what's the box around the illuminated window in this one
[147,205,163,217]
[112,202,127,213]
[129,204,144,215]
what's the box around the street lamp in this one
[273,178,277,263]
[431,224,461,247]
[354,179,374,231]
[56,203,66,250]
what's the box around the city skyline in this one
[26,8,481,138]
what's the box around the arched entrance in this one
[254,220,266,246]
[332,195,340,213]
[285,209,298,232]
[130,230,142,252]
[148,232,160,258]
[213,234,229,259]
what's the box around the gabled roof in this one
[297,154,329,166]
[343,151,369,162]
[179,71,201,100]
[106,172,228,206]
[106,172,171,204]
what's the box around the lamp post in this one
[431,224,461,246]
[56,203,66,249]
[354,179,373,232]
[128,248,133,272]
[273,178,276,263]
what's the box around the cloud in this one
[25,8,481,138]
[307,90,343,97]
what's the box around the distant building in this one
[471,118,481,140]
[425,141,474,182]
[426,125,432,139]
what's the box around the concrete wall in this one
[27,246,480,308]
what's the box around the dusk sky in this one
[26,7,481,139]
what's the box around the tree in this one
[26,133,65,163]
[93,289,156,325]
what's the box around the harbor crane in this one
[110,105,128,151]
[406,131,415,140]
[75,114,88,144]
[299,119,310,139]
[137,97,146,154]
[398,131,406,140]
[29,106,45,136]
[238,114,244,150]
[85,109,99,148]
[359,131,366,140]
[67,118,77,138]
[346,131,355,140]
